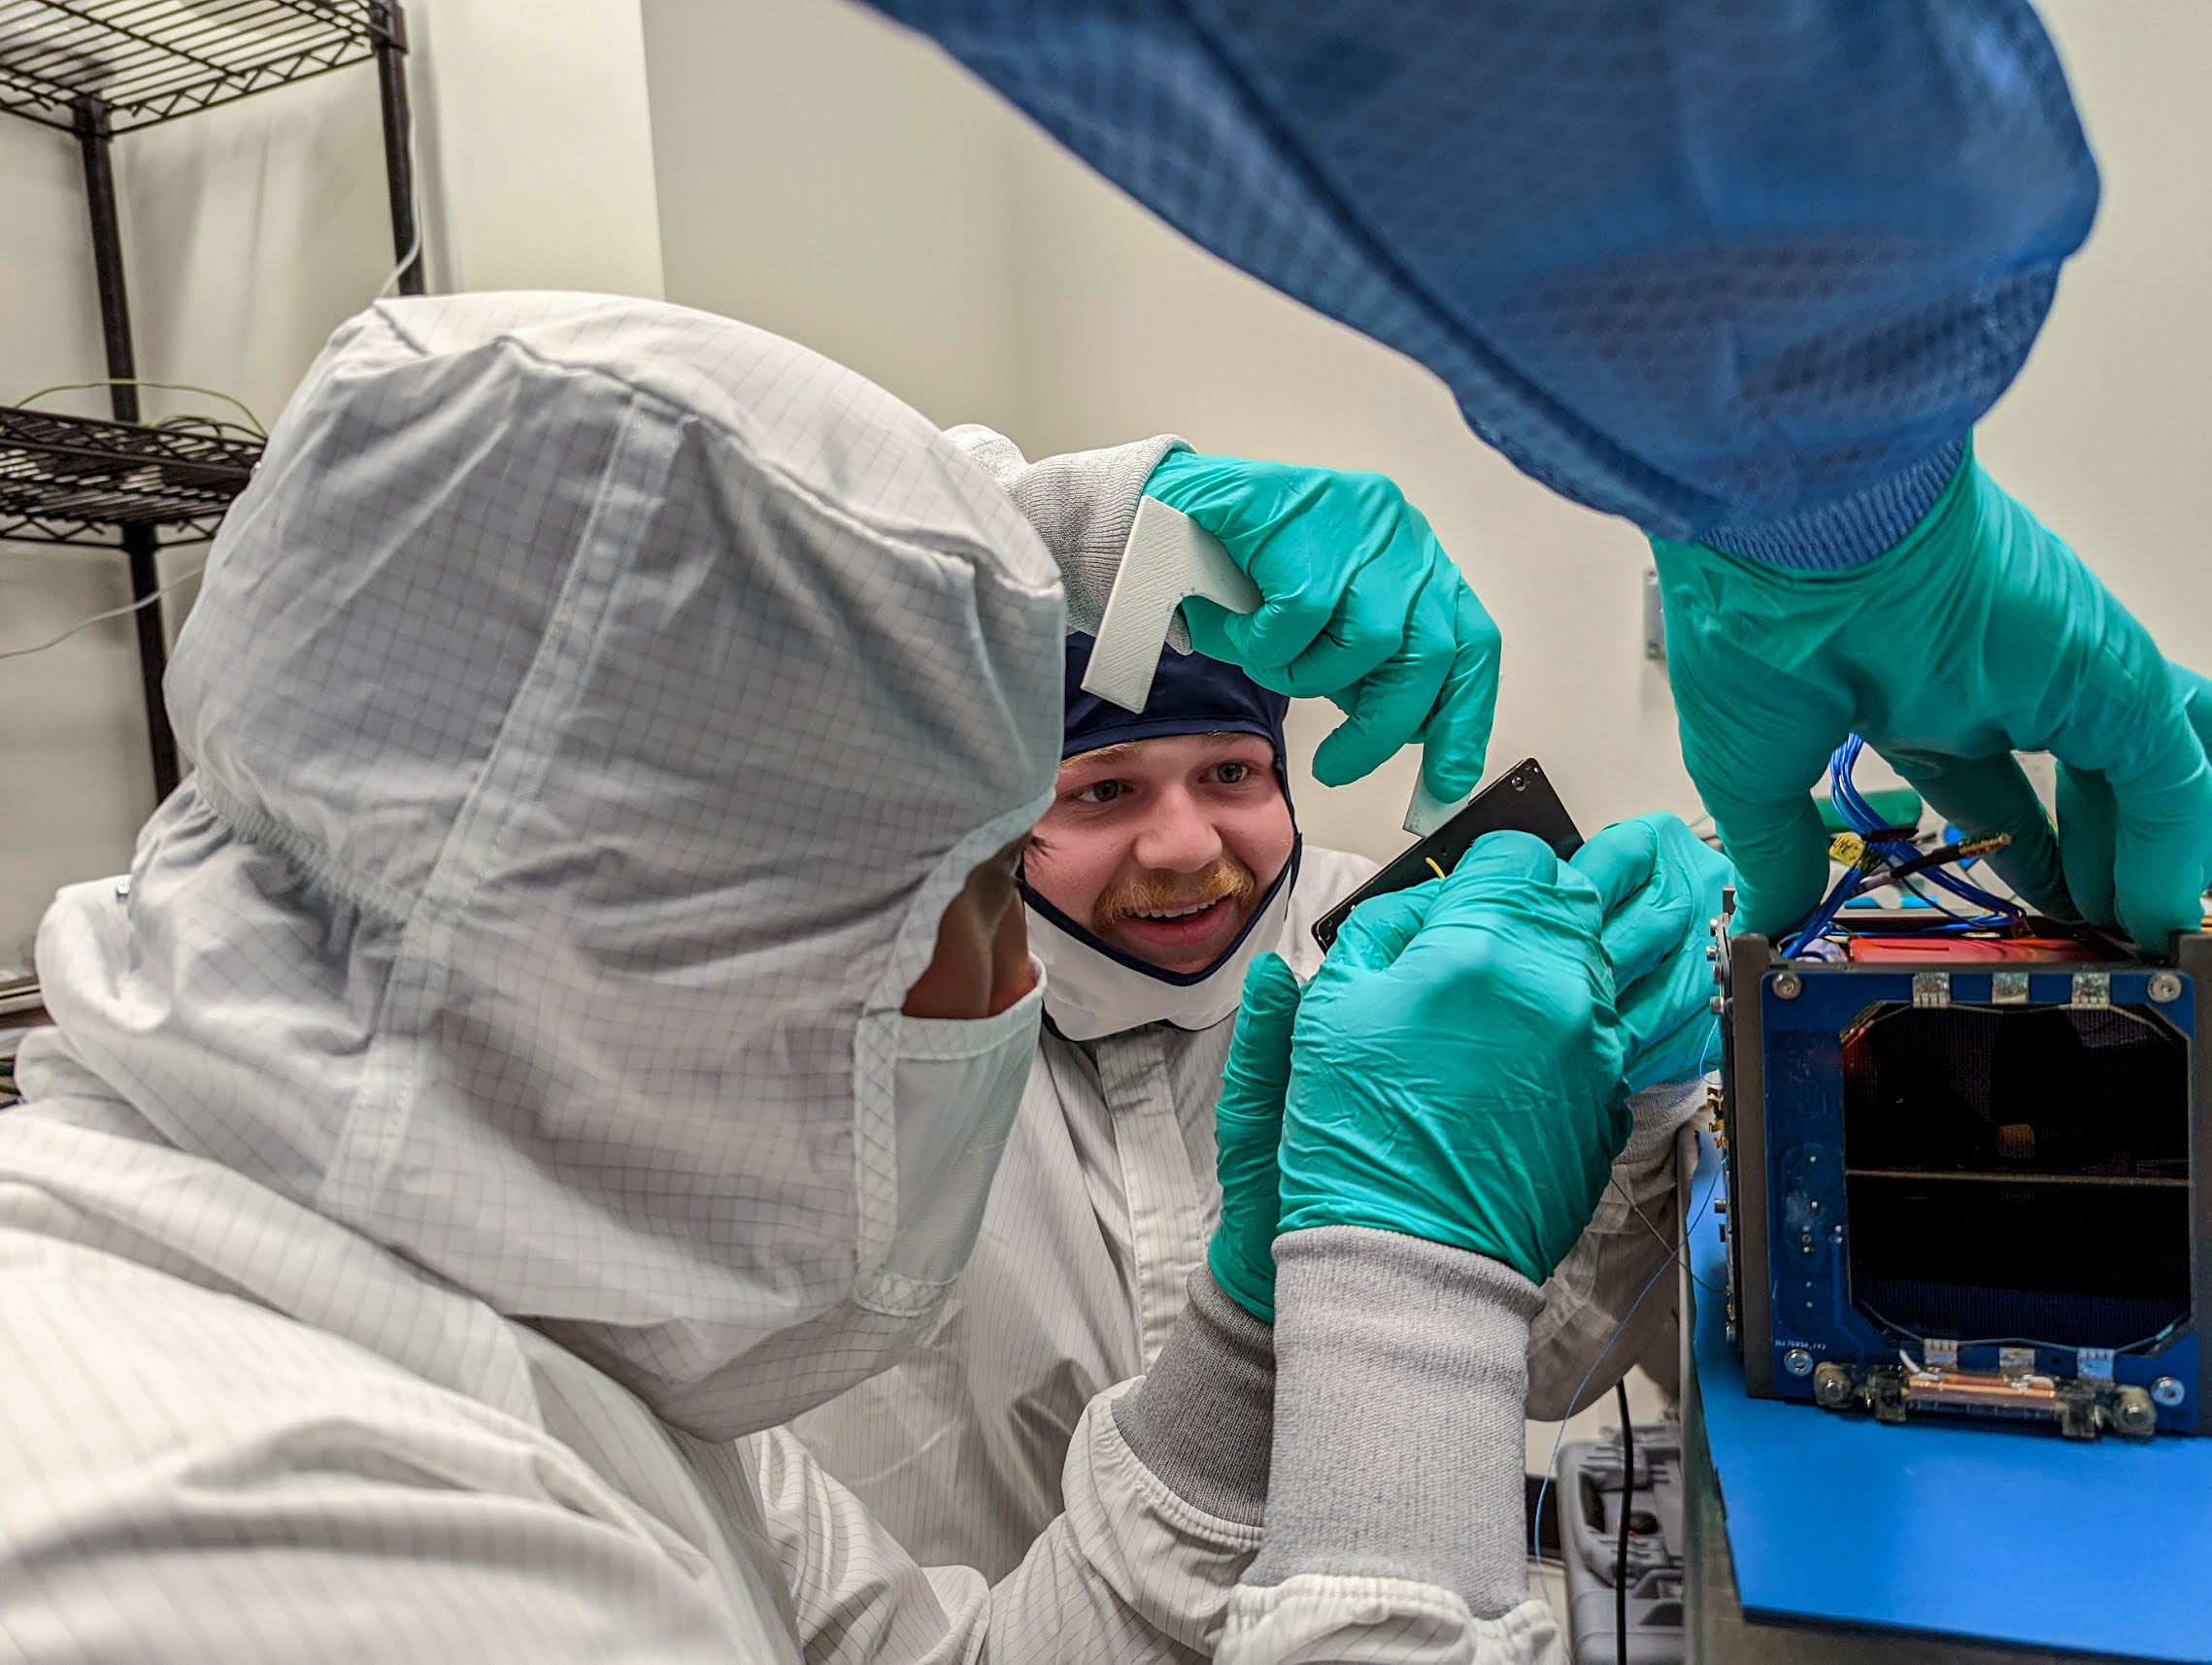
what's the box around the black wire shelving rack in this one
[0,405,262,545]
[0,2,389,132]
[0,1,421,797]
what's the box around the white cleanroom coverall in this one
[0,294,1569,1663]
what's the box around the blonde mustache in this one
[1092,858,1257,936]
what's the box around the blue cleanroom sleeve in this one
[868,0,2097,567]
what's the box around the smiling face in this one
[1023,731,1296,976]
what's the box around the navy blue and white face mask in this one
[1022,634,1301,1042]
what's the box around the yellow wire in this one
[13,379,266,439]
[1425,856,1449,882]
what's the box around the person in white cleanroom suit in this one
[0,293,1627,1663]
[793,432,1723,1579]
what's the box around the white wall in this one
[644,0,1026,435]
[0,113,132,974]
[0,0,667,966]
[409,0,667,298]
[1975,0,2212,680]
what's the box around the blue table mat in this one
[1689,1136,2212,1661]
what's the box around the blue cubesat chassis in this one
[1717,920,2210,1436]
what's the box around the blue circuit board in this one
[1751,963,2200,1432]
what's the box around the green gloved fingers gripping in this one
[1148,450,1498,804]
[1152,456,1399,676]
[1622,989,1725,1089]
[1279,830,1630,1286]
[1327,876,1442,970]
[1570,813,1735,1092]
[1292,561,1455,792]
[1411,581,1504,806]
[1874,749,2072,923]
[1574,815,1694,983]
[1651,542,1848,938]
[1653,441,2212,949]
[1206,951,1304,1323]
[2057,664,2212,932]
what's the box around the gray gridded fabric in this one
[0,1082,1272,1663]
[0,291,1610,1653]
[0,292,1301,1663]
[0,293,1570,1664]
[24,292,1068,1442]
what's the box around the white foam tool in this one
[1081,497,1260,711]
[1401,774,1477,839]
[1082,496,1476,837]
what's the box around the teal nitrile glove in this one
[1570,813,1734,1092]
[1278,831,1631,1286]
[1206,952,1302,1322]
[1653,440,2212,948]
[2057,664,2212,930]
[1143,450,1500,806]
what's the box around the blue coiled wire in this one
[1783,736,2023,957]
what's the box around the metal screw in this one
[1705,943,1720,961]
[1709,995,1724,1014]
[2111,1386,2159,1440]
[1783,1348,1815,1378]
[1772,971,1802,1000]
[1813,1362,1855,1407]
[2153,1376,2187,1407]
[2149,971,2185,1004]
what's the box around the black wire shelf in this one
[0,403,259,547]
[1,0,413,799]
[0,1,395,133]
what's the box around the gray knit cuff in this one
[943,424,1189,644]
[1250,1226,1540,1615]
[1111,1267,1275,1528]
[1621,1074,1710,1167]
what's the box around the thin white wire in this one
[375,91,424,301]
[0,565,205,663]
[1620,1172,1726,1299]
[13,379,267,439]
[1529,1166,1719,1587]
